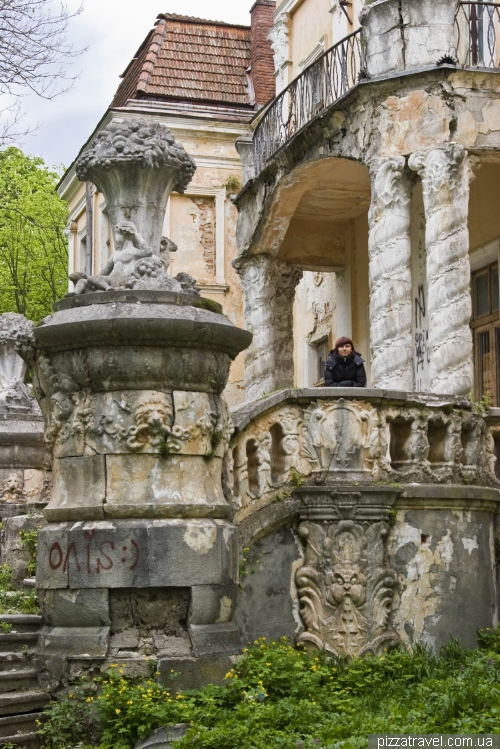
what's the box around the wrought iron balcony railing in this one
[456,2,500,67]
[253,4,500,174]
[253,29,364,174]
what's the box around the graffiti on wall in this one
[414,283,430,391]
[411,201,430,391]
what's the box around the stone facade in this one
[3,0,500,713]
[228,0,500,645]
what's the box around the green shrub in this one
[39,637,500,749]
[0,564,39,614]
[19,528,40,577]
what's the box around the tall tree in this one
[0,147,68,321]
[0,0,83,145]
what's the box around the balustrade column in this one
[368,156,414,390]
[234,254,302,401]
[409,145,474,396]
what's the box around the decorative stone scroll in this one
[408,145,475,396]
[368,157,414,391]
[295,488,400,657]
[234,254,302,401]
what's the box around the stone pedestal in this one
[234,254,302,401]
[20,291,251,685]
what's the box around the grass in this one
[39,633,500,749]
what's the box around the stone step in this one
[0,668,38,692]
[0,653,33,665]
[0,711,43,739]
[0,690,48,717]
[0,616,42,634]
[0,730,40,748]
[0,633,38,653]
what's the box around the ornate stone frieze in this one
[230,392,492,519]
[295,489,399,657]
[368,157,413,391]
[408,145,475,396]
[302,399,380,480]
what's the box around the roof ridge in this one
[136,18,168,96]
[159,12,250,29]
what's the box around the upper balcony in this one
[254,0,500,174]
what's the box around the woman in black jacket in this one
[324,336,367,388]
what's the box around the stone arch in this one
[240,157,371,269]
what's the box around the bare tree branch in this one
[0,0,84,146]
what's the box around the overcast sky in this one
[13,0,253,170]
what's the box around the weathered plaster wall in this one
[233,495,498,653]
[388,507,497,650]
[235,524,302,645]
[170,195,217,283]
[293,271,336,387]
[469,162,500,252]
[290,0,332,77]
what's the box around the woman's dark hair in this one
[334,336,354,352]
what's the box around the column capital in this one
[233,253,303,297]
[408,144,476,199]
[369,155,411,210]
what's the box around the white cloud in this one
[11,0,254,168]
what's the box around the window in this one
[471,262,500,404]
[315,339,329,384]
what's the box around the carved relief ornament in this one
[295,493,399,657]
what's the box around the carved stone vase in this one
[18,118,252,688]
[76,119,196,254]
[294,487,400,658]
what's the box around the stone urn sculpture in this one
[75,119,196,254]
[0,313,50,516]
[19,119,252,688]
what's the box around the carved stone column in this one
[234,254,302,402]
[294,487,400,657]
[409,145,474,396]
[368,157,414,391]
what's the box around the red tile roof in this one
[111,14,255,110]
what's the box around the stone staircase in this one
[0,615,48,749]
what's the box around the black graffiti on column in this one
[414,284,430,372]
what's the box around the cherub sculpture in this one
[67,221,199,296]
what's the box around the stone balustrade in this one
[230,388,498,523]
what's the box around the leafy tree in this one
[0,146,68,321]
